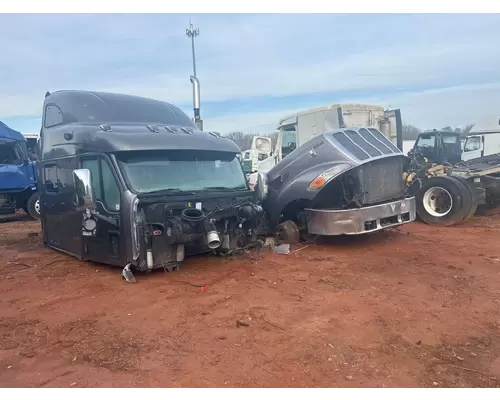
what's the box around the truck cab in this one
[410,119,500,164]
[254,125,416,240]
[462,119,500,161]
[38,90,264,281]
[0,121,39,218]
[408,130,463,165]
[409,127,500,165]
[240,136,273,175]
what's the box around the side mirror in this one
[255,172,269,203]
[73,168,96,211]
[407,149,414,157]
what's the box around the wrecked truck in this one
[37,90,265,282]
[0,121,40,219]
[405,129,500,226]
[254,126,417,242]
[37,90,415,281]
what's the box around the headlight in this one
[83,217,97,232]
[307,164,352,191]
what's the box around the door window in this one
[81,157,120,212]
[464,137,481,152]
[101,159,121,211]
[43,164,59,193]
[414,133,437,160]
[0,142,22,165]
[281,125,297,158]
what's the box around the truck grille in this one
[357,157,405,205]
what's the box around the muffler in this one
[146,249,154,270]
[206,231,221,249]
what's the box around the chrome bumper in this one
[305,197,416,236]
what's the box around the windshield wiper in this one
[144,188,197,196]
[201,186,248,192]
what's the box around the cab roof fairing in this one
[40,90,242,156]
[0,121,26,142]
[42,90,197,129]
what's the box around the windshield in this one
[0,141,23,165]
[117,150,248,193]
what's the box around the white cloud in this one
[205,83,500,134]
[4,82,500,135]
[1,13,499,133]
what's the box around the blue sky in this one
[1,13,499,134]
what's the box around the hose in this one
[181,208,206,222]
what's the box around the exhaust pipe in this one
[146,249,154,270]
[206,231,221,249]
[190,75,203,131]
[145,233,154,270]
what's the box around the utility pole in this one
[185,21,199,77]
[185,21,203,130]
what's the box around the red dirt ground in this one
[1,214,500,388]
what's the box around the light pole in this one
[186,22,203,130]
[185,22,199,78]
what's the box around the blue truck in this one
[0,121,40,219]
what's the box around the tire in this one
[26,192,41,220]
[448,176,477,221]
[416,176,471,226]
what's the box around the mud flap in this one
[122,264,136,283]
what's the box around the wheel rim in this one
[34,199,40,214]
[276,220,300,244]
[423,186,453,217]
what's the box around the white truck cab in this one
[462,118,500,161]
[240,136,273,175]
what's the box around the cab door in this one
[79,155,123,267]
[382,109,403,151]
[462,135,483,161]
[40,157,84,256]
